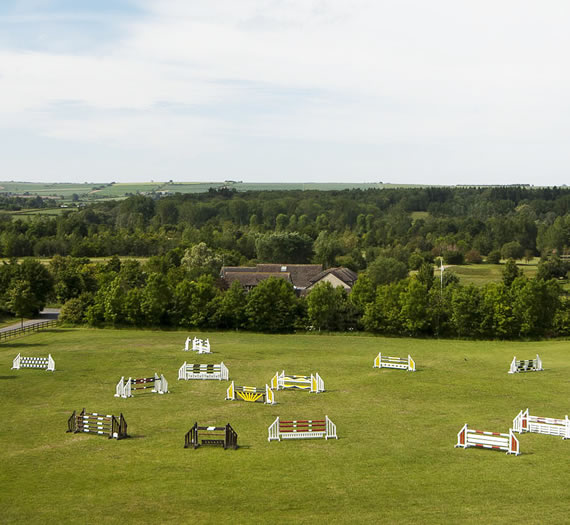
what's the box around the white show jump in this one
[373,353,415,372]
[183,336,211,354]
[178,362,229,381]
[268,416,337,441]
[270,371,325,393]
[12,353,55,371]
[508,354,542,374]
[455,424,520,455]
[114,373,169,398]
[513,408,569,439]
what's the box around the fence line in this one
[0,319,59,342]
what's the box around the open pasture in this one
[450,262,539,285]
[0,181,101,198]
[1,329,569,523]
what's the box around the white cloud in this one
[2,0,570,182]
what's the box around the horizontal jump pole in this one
[281,419,325,423]
[456,424,519,455]
[268,416,338,441]
[373,353,416,372]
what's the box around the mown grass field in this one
[450,262,539,285]
[0,207,77,222]
[0,182,101,198]
[1,329,569,524]
[92,182,164,197]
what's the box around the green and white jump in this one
[373,353,415,372]
[178,362,229,381]
[508,355,542,374]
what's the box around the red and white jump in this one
[268,416,337,441]
[513,408,569,439]
[455,424,520,455]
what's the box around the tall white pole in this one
[439,257,444,296]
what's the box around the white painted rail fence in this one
[12,353,55,371]
[508,354,542,374]
[373,353,415,371]
[455,424,520,455]
[178,362,229,381]
[513,409,569,439]
[268,416,337,441]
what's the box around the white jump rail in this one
[508,354,542,374]
[178,362,229,381]
[12,353,55,371]
[455,424,520,455]
[114,373,169,398]
[373,353,415,371]
[270,371,325,393]
[183,337,212,354]
[268,416,337,441]
[226,381,275,404]
[513,408,569,439]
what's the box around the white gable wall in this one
[308,273,351,292]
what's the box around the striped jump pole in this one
[513,409,570,439]
[455,424,520,455]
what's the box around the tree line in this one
[0,252,568,339]
[0,187,569,269]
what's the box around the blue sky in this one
[1,0,570,185]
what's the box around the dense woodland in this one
[0,186,569,338]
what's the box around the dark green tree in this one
[245,277,298,333]
[6,280,41,327]
[306,282,352,331]
[502,259,522,287]
[367,256,408,287]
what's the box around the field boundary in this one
[0,319,59,342]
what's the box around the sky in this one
[1,0,570,185]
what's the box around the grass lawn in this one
[1,329,569,523]
[450,262,538,286]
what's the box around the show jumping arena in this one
[1,329,569,523]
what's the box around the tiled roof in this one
[224,271,292,287]
[221,264,323,289]
[256,264,322,288]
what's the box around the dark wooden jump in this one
[184,422,238,449]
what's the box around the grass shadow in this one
[2,341,50,349]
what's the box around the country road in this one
[0,308,60,333]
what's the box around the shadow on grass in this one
[0,375,18,380]
[2,341,50,349]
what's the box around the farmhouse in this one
[220,264,357,295]
[305,267,358,293]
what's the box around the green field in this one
[1,329,569,523]
[91,183,164,197]
[450,262,539,285]
[1,180,431,201]
[0,207,77,222]
[0,182,103,199]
